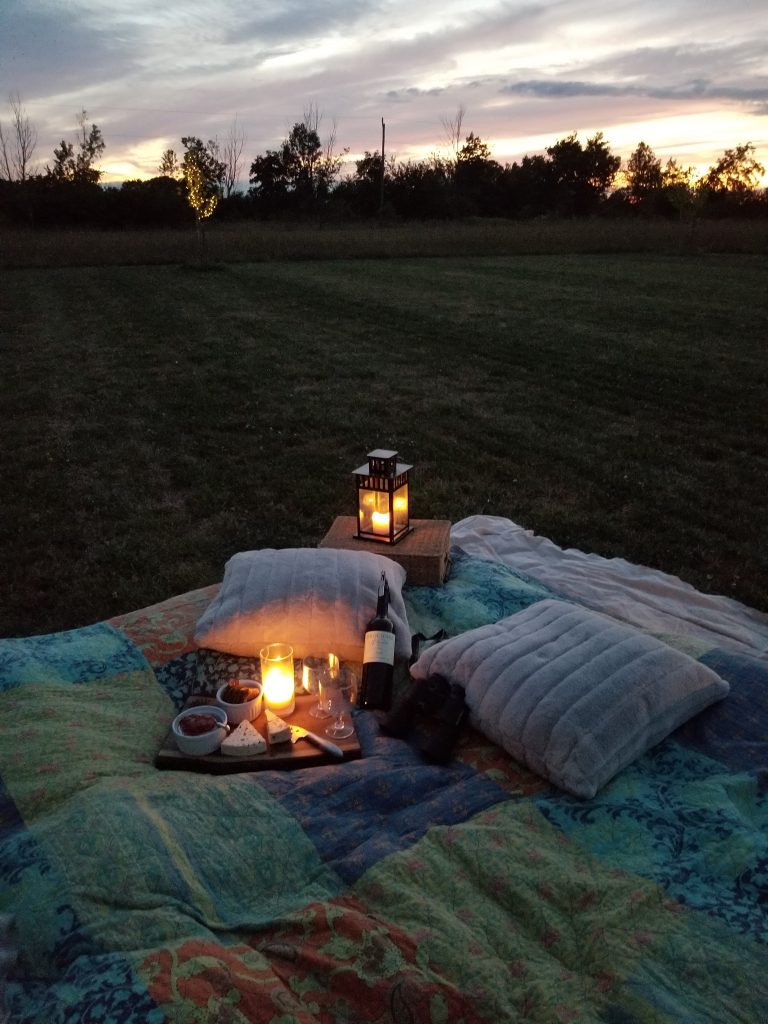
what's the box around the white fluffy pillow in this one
[194,547,411,662]
[410,599,729,798]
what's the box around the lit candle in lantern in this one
[353,449,412,545]
[371,510,390,535]
[260,643,295,715]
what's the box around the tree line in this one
[1,96,765,230]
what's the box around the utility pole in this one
[379,118,386,213]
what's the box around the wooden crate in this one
[318,517,452,586]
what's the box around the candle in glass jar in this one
[260,643,295,715]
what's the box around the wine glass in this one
[322,666,357,740]
[303,655,337,719]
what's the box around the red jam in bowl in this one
[179,713,219,737]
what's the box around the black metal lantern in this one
[353,449,412,544]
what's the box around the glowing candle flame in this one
[371,510,390,535]
[260,644,295,715]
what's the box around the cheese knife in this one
[289,724,345,759]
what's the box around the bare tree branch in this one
[440,104,466,159]
[222,116,246,198]
[303,102,320,137]
[0,92,38,180]
[0,122,11,180]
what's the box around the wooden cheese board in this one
[155,693,362,774]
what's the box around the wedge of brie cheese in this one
[264,709,291,744]
[221,720,267,757]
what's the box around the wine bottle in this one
[358,571,396,711]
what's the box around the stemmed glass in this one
[322,666,357,740]
[303,655,337,719]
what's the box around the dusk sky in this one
[2,0,767,186]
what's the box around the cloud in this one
[0,1,138,95]
[502,80,623,99]
[385,86,448,100]
[591,40,768,98]
[493,37,768,121]
[226,0,381,46]
[500,76,768,107]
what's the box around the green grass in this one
[3,216,767,270]
[2,250,767,637]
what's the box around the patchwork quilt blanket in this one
[1,517,767,1023]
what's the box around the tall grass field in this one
[1,222,767,636]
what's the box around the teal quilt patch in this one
[404,548,558,637]
[537,740,768,943]
[0,623,152,690]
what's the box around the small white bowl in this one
[216,680,263,724]
[172,705,228,756]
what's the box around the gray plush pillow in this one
[410,599,729,798]
[194,547,411,663]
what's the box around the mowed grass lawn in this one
[2,251,767,637]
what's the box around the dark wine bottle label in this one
[363,631,395,664]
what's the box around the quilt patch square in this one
[0,623,152,690]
